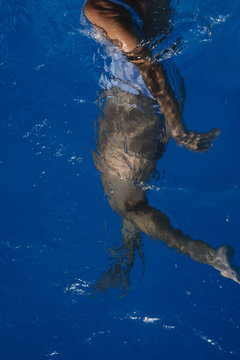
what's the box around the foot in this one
[212,245,240,284]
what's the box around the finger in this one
[197,142,213,152]
[198,133,218,144]
[202,128,220,139]
[211,128,220,137]
[189,139,213,152]
[195,145,212,153]
[197,138,213,147]
[197,138,214,147]
[197,133,216,142]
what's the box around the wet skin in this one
[84,0,240,292]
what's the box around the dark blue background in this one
[0,0,240,359]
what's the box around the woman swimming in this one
[84,0,240,292]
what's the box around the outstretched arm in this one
[84,0,218,152]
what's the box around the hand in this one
[174,128,220,153]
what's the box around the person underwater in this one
[83,0,240,293]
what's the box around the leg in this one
[125,202,240,284]
[84,0,141,51]
[93,87,165,293]
[93,217,144,295]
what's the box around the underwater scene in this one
[0,0,240,359]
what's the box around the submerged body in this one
[84,0,240,291]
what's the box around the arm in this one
[84,0,219,152]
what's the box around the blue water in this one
[0,0,240,359]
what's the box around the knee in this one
[84,0,97,22]
[84,0,107,23]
